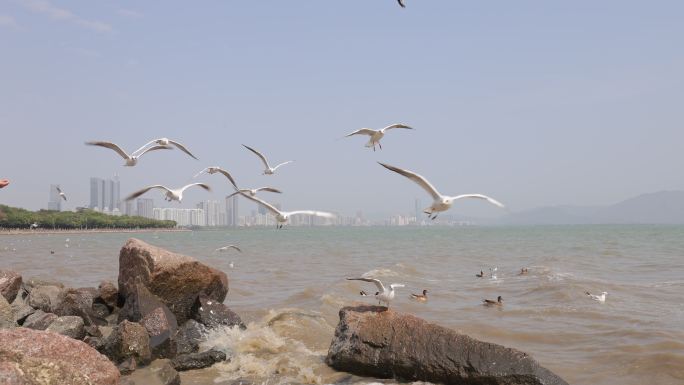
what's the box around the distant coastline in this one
[0,228,190,236]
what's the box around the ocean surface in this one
[1,225,683,385]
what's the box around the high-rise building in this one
[90,176,121,213]
[225,195,239,227]
[123,200,135,216]
[112,175,120,212]
[47,184,62,211]
[197,200,223,227]
[136,198,154,219]
[90,177,104,209]
[153,207,205,227]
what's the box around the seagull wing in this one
[347,277,386,293]
[227,245,242,252]
[378,162,441,200]
[215,168,238,189]
[451,194,505,208]
[179,183,211,194]
[345,128,377,137]
[56,187,62,194]
[136,145,173,159]
[242,144,271,169]
[131,139,160,156]
[226,191,241,199]
[381,123,413,133]
[86,141,131,160]
[125,185,170,201]
[193,167,211,178]
[255,187,282,194]
[285,210,336,219]
[272,161,293,171]
[169,140,199,160]
[398,0,406,8]
[239,193,282,216]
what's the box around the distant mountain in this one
[500,191,684,225]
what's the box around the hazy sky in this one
[1,1,683,218]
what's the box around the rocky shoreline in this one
[0,238,567,385]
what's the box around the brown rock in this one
[192,294,245,329]
[141,307,177,359]
[101,320,152,366]
[45,315,86,340]
[0,270,22,303]
[0,294,15,328]
[326,306,568,385]
[98,280,120,309]
[53,287,106,326]
[27,285,64,313]
[0,327,119,385]
[118,238,228,324]
[23,310,58,330]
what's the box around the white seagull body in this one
[86,141,172,166]
[345,123,413,151]
[194,166,238,188]
[586,291,607,303]
[215,245,241,253]
[55,187,67,201]
[242,144,293,175]
[379,162,505,220]
[125,183,211,202]
[238,193,335,229]
[134,138,198,160]
[347,277,405,308]
[227,187,282,199]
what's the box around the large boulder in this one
[23,310,58,330]
[191,294,245,329]
[0,270,22,303]
[27,285,64,313]
[0,328,119,385]
[45,315,86,340]
[118,238,228,324]
[101,320,152,366]
[326,306,569,385]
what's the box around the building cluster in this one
[89,176,122,215]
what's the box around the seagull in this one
[347,277,404,308]
[379,162,505,220]
[55,187,67,201]
[476,270,484,278]
[242,145,293,175]
[86,141,172,166]
[134,138,198,160]
[227,187,282,199]
[345,124,413,151]
[483,296,503,306]
[124,183,211,202]
[214,245,242,253]
[586,291,607,303]
[0,179,9,189]
[410,289,429,302]
[238,193,335,229]
[30,223,39,229]
[193,167,238,187]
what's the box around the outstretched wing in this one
[137,145,173,158]
[239,192,281,216]
[86,141,130,160]
[347,277,386,292]
[345,128,377,137]
[398,0,406,8]
[169,140,198,160]
[452,194,505,208]
[381,123,413,133]
[179,183,211,194]
[242,144,270,169]
[255,187,282,194]
[125,185,169,201]
[215,168,238,189]
[131,139,160,156]
[272,161,293,171]
[378,162,441,200]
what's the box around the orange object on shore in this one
[0,179,9,189]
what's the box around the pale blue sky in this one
[1,1,683,218]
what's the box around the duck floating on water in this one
[483,296,503,306]
[410,289,429,302]
[476,270,484,278]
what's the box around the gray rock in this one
[141,306,177,359]
[46,315,86,340]
[23,310,58,330]
[118,356,138,375]
[10,298,36,325]
[53,287,106,326]
[153,360,181,385]
[173,319,206,355]
[100,320,152,366]
[326,306,569,385]
[0,294,15,328]
[118,238,228,324]
[121,359,181,385]
[85,324,103,337]
[93,302,111,318]
[98,280,120,310]
[192,294,245,329]
[27,285,65,313]
[24,277,65,290]
[170,349,227,371]
[0,270,22,302]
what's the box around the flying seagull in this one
[347,277,404,308]
[378,162,505,220]
[55,187,67,201]
[214,245,242,253]
[194,166,238,188]
[345,123,413,151]
[86,141,172,167]
[124,183,210,202]
[238,192,335,229]
[483,296,503,306]
[397,0,405,8]
[242,144,293,175]
[134,138,198,160]
[586,291,607,303]
[227,187,282,199]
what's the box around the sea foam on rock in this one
[326,305,569,385]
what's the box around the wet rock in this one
[154,360,181,385]
[170,349,227,371]
[98,280,120,310]
[0,327,119,385]
[27,285,64,313]
[46,315,86,340]
[141,306,178,359]
[101,320,151,366]
[0,294,15,328]
[118,238,228,324]
[23,310,58,330]
[192,294,245,329]
[53,287,106,326]
[326,306,569,385]
[173,319,206,355]
[122,359,181,385]
[0,270,22,302]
